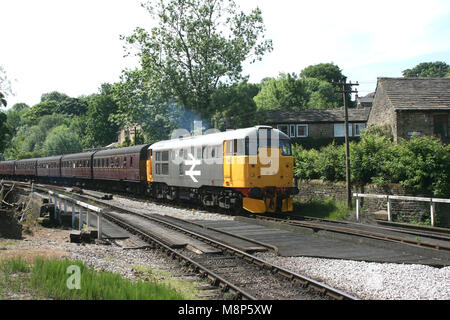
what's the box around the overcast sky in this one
[1,0,450,107]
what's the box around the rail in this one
[48,190,104,239]
[353,193,450,226]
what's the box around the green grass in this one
[0,257,185,300]
[292,197,353,221]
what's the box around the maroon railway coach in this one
[0,160,15,178]
[15,158,37,178]
[37,156,62,180]
[61,151,96,180]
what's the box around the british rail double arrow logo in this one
[185,153,201,182]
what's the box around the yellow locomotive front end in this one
[223,127,298,213]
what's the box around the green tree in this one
[22,100,59,124]
[57,97,88,116]
[42,125,82,156]
[300,63,345,84]
[40,91,69,103]
[253,73,306,110]
[0,92,6,108]
[83,89,120,148]
[111,69,181,143]
[123,0,272,122]
[0,112,10,154]
[0,66,12,107]
[300,63,346,107]
[402,61,450,78]
[211,82,262,130]
[302,78,341,109]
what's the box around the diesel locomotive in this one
[0,126,298,213]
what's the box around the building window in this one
[277,125,289,135]
[434,115,448,138]
[334,124,353,137]
[289,125,296,138]
[296,125,308,138]
[354,123,366,136]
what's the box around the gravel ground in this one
[0,227,205,300]
[111,196,234,221]
[91,196,450,300]
[256,252,450,300]
[3,190,450,300]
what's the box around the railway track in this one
[14,181,358,300]
[252,213,450,251]
[7,179,450,253]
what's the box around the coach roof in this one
[62,151,96,161]
[94,144,151,157]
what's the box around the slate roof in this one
[377,77,450,110]
[266,107,371,124]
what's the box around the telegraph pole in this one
[336,77,359,210]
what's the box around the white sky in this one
[1,0,450,107]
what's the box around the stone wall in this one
[367,81,397,140]
[396,110,450,142]
[295,179,450,227]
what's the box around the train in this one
[0,126,298,213]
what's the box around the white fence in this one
[48,190,104,239]
[353,193,450,226]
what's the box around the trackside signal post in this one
[336,77,359,210]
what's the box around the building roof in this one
[377,77,450,110]
[266,107,371,124]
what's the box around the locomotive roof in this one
[62,151,96,160]
[150,126,289,151]
[93,144,151,157]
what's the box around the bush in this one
[316,143,346,181]
[382,136,450,197]
[350,131,393,185]
[292,144,320,180]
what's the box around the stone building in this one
[355,92,374,108]
[265,107,371,141]
[118,124,142,145]
[367,77,450,143]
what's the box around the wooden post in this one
[336,77,358,210]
